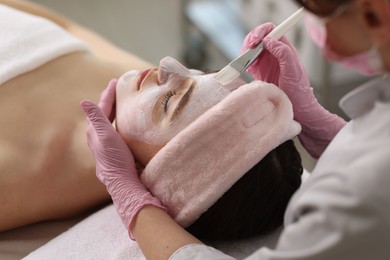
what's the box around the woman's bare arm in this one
[133,206,203,260]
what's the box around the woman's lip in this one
[137,69,151,90]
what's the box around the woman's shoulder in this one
[0,0,152,69]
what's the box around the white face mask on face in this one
[305,12,385,76]
[115,57,232,146]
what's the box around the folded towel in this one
[142,82,302,227]
[0,5,89,86]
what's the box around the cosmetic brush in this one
[214,8,304,86]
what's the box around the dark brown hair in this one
[293,0,352,17]
[186,139,303,241]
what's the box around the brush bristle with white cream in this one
[214,64,241,86]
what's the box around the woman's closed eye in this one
[151,77,196,125]
[161,91,177,112]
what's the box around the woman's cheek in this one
[116,102,143,141]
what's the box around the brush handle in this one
[268,8,304,40]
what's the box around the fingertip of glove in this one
[80,100,98,116]
[108,78,118,87]
[80,100,91,110]
[103,79,118,97]
[248,23,276,46]
[247,34,261,48]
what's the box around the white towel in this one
[24,172,310,259]
[0,5,89,86]
[23,204,279,260]
[24,204,145,260]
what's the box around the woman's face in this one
[325,3,372,56]
[324,0,390,57]
[116,57,241,166]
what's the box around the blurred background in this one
[32,0,372,170]
[32,0,371,118]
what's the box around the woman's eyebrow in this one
[170,81,196,122]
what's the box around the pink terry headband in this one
[140,81,301,227]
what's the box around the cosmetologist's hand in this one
[241,22,346,158]
[80,79,165,239]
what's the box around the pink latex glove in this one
[241,22,346,159]
[80,79,166,240]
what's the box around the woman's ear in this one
[357,0,390,45]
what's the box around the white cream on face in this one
[116,57,242,146]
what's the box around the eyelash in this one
[161,91,176,112]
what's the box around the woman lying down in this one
[26,59,305,259]
[84,56,304,241]
[0,0,302,244]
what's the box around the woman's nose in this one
[158,56,190,84]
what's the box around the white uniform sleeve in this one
[247,172,389,259]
